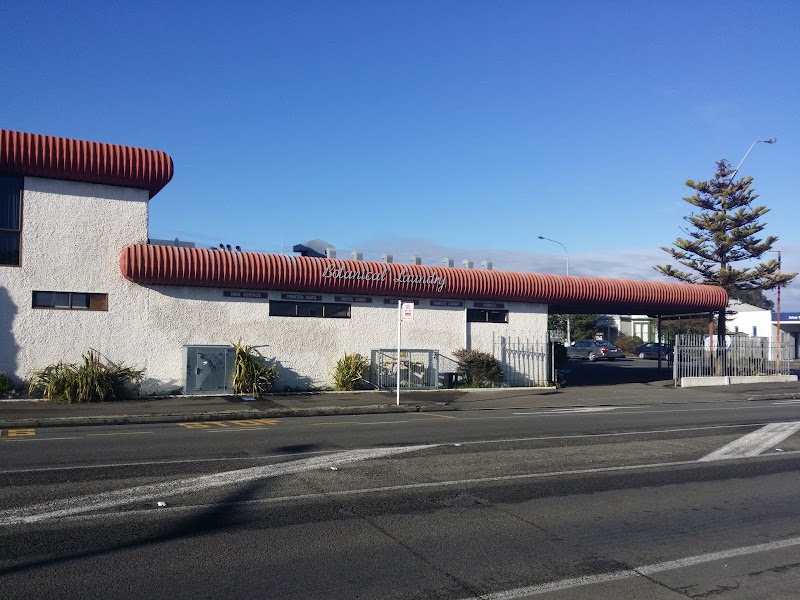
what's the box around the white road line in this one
[29,450,800,526]
[0,444,435,527]
[699,421,800,462]
[513,407,636,415]
[456,534,800,599]
[0,423,768,476]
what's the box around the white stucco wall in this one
[135,286,547,391]
[1,177,151,386]
[1,176,549,393]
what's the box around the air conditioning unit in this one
[183,345,235,394]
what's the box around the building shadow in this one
[0,286,19,384]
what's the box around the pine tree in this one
[655,159,795,343]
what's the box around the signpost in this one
[396,302,414,405]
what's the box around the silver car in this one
[567,339,624,361]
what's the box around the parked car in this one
[567,339,624,361]
[633,342,673,360]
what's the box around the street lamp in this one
[729,138,777,182]
[714,137,777,349]
[538,236,571,346]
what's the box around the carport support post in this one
[657,315,663,368]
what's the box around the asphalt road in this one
[4,396,800,599]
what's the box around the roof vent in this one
[325,247,336,259]
[293,239,334,258]
[443,257,454,268]
[462,259,473,269]
[481,260,493,271]
[410,255,422,265]
[351,250,363,261]
[382,253,393,263]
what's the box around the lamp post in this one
[715,138,777,350]
[538,236,571,346]
[729,138,777,182]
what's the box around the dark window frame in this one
[466,308,509,323]
[0,175,23,267]
[32,291,108,311]
[269,301,351,319]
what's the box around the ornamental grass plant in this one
[333,353,370,391]
[232,340,279,396]
[28,350,144,403]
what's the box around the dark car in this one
[633,342,673,360]
[567,339,624,361]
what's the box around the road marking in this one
[699,421,800,462]
[772,399,800,405]
[454,534,800,599]
[0,444,436,527]
[50,450,800,525]
[411,412,457,420]
[513,407,635,416]
[177,419,280,429]
[1,429,36,438]
[86,432,153,437]
[0,423,761,475]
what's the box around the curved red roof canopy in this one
[120,244,728,315]
[0,129,173,198]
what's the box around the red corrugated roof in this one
[120,244,728,314]
[0,129,173,198]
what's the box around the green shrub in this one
[28,351,143,403]
[453,349,503,387]
[0,372,12,394]
[333,353,370,391]
[614,336,643,354]
[232,341,279,396]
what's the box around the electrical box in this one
[183,345,234,394]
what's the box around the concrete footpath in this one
[2,380,800,429]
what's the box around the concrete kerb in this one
[3,383,800,429]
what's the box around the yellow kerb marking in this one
[7,429,36,437]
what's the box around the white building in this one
[0,128,729,393]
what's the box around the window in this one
[467,308,509,323]
[0,176,22,266]
[33,291,108,311]
[269,301,350,318]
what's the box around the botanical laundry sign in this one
[321,264,447,292]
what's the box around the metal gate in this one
[370,349,440,390]
[492,335,551,387]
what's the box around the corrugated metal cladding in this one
[0,129,173,198]
[120,244,729,311]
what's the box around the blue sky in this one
[3,0,799,308]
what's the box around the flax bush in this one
[333,353,370,391]
[232,341,279,396]
[28,350,143,403]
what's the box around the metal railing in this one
[674,334,793,381]
[492,335,551,387]
[370,349,441,390]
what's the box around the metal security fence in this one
[492,335,551,387]
[674,334,793,381]
[370,349,441,390]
